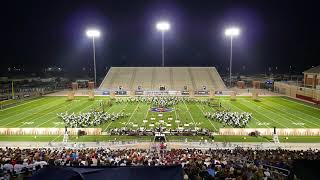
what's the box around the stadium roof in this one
[303,65,320,74]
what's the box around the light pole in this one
[225,27,240,87]
[156,21,170,67]
[86,29,100,88]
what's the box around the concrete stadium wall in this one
[274,82,320,102]
[220,128,320,136]
[0,128,101,135]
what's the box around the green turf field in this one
[0,96,319,132]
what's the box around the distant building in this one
[303,65,320,89]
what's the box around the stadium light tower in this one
[225,27,240,87]
[86,29,101,88]
[156,21,170,67]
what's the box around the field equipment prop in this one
[189,90,194,97]
[129,91,135,97]
[252,89,260,101]
[210,90,215,98]
[230,91,236,101]
[208,98,219,106]
[110,91,116,98]
[67,91,75,101]
[88,90,95,100]
[100,100,113,112]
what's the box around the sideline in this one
[1,141,320,151]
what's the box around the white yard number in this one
[53,122,64,125]
[23,122,34,125]
[257,122,270,126]
[292,122,305,126]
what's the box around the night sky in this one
[0,0,319,76]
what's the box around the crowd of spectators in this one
[0,146,319,179]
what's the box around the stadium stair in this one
[129,68,137,90]
[206,68,218,90]
[109,67,120,90]
[169,68,174,90]
[151,67,156,90]
[212,67,226,89]
[188,68,197,90]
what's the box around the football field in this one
[0,96,320,132]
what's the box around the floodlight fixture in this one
[225,27,240,37]
[155,21,170,67]
[225,27,240,87]
[86,29,101,37]
[85,28,101,88]
[156,21,170,31]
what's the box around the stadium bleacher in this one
[1,146,317,179]
[99,67,226,91]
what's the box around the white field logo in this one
[23,122,34,125]
[292,122,305,126]
[257,122,270,126]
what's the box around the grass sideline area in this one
[0,97,41,109]
[0,135,320,143]
[0,99,20,108]
[0,96,319,132]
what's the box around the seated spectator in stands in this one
[2,160,13,172]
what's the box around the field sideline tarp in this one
[31,165,183,180]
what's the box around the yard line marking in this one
[223,99,267,128]
[0,97,62,121]
[130,103,149,125]
[103,121,113,132]
[125,102,140,126]
[246,98,312,128]
[13,98,90,128]
[242,98,297,127]
[182,101,196,126]
[0,98,44,111]
[41,100,92,128]
[245,99,298,128]
[195,103,217,131]
[229,99,288,128]
[242,99,303,128]
[140,103,151,126]
[36,100,99,128]
[27,99,84,127]
[281,97,320,111]
[0,98,64,127]
[262,99,320,128]
[174,104,179,120]
[144,104,151,119]
[51,134,62,142]
[224,102,255,128]
[0,98,55,119]
[269,98,320,120]
[103,103,129,132]
[0,98,58,118]
[18,103,68,128]
[52,100,116,129]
